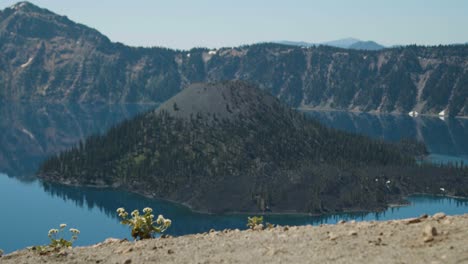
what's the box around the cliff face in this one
[0,101,150,177]
[1,2,468,116]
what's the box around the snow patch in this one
[21,128,35,140]
[20,57,33,68]
[10,2,27,10]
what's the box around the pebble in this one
[406,218,421,224]
[122,247,133,254]
[124,259,132,264]
[329,233,338,241]
[423,225,438,237]
[423,236,434,243]
[253,224,264,231]
[433,212,446,220]
[348,230,358,236]
[103,238,120,244]
[419,214,429,219]
[338,220,346,224]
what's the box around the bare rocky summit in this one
[3,213,468,264]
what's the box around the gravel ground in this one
[2,213,468,264]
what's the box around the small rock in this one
[433,212,446,220]
[234,229,240,232]
[338,220,346,224]
[104,238,120,244]
[423,236,434,243]
[406,218,421,224]
[92,243,102,248]
[124,259,132,264]
[329,233,338,241]
[167,249,174,254]
[123,247,134,254]
[0,249,3,257]
[419,214,429,219]
[283,226,289,231]
[209,229,216,233]
[253,224,264,231]
[423,225,438,237]
[442,219,452,225]
[348,230,358,236]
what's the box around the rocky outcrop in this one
[1,2,467,116]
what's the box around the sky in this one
[0,0,467,50]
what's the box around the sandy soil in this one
[2,213,468,264]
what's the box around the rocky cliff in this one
[1,2,467,116]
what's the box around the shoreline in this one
[38,178,468,218]
[296,106,468,119]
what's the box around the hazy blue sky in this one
[1,0,467,49]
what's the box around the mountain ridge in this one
[0,2,467,116]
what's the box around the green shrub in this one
[117,207,171,240]
[247,216,264,230]
[32,224,80,255]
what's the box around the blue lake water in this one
[1,103,468,253]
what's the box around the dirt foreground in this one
[2,213,468,264]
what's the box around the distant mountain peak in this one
[275,38,385,50]
[323,37,361,48]
[7,1,45,13]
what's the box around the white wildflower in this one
[143,207,153,214]
[69,228,80,234]
[156,215,164,225]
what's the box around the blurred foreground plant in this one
[247,216,264,230]
[117,207,171,240]
[32,224,80,255]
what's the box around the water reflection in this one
[0,102,154,178]
[305,111,468,163]
[40,180,468,237]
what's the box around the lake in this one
[1,103,468,253]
